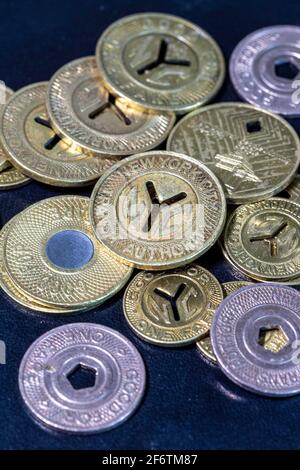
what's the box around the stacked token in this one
[1,13,300,434]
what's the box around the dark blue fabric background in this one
[1,0,300,451]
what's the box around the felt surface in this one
[0,0,300,450]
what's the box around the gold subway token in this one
[0,165,30,190]
[0,86,13,172]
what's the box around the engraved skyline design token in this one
[90,151,227,270]
[197,281,253,363]
[230,25,300,116]
[167,102,300,204]
[96,13,225,114]
[19,323,146,433]
[123,264,223,347]
[224,198,300,282]
[47,56,175,156]
[0,165,30,190]
[285,175,300,204]
[0,82,120,187]
[211,284,300,397]
[3,196,133,309]
[0,86,13,172]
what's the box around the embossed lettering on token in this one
[224,198,300,281]
[3,196,132,308]
[96,13,225,113]
[90,151,226,270]
[47,56,175,156]
[0,82,120,187]
[197,281,253,363]
[19,323,146,433]
[230,25,300,116]
[167,103,300,204]
[123,264,223,346]
[211,284,300,396]
[0,86,13,171]
[0,165,30,190]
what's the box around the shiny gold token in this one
[47,56,175,156]
[224,198,300,281]
[167,103,300,204]
[3,196,133,309]
[285,175,300,204]
[96,13,225,114]
[0,86,13,172]
[197,281,253,363]
[123,264,223,347]
[90,151,227,270]
[0,165,30,190]
[0,82,120,187]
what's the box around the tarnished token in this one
[0,165,30,190]
[0,82,120,187]
[230,25,300,116]
[96,13,225,114]
[3,196,132,309]
[123,264,223,347]
[284,175,300,204]
[47,56,175,156]
[211,284,300,396]
[167,102,300,204]
[90,151,226,270]
[197,281,253,363]
[19,323,146,433]
[0,86,13,171]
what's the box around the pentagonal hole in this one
[246,120,262,133]
[274,60,299,80]
[67,364,96,390]
[257,325,289,353]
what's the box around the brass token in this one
[47,56,175,156]
[0,165,30,190]
[3,196,133,309]
[285,175,300,204]
[0,86,13,172]
[197,281,253,363]
[90,151,227,270]
[123,264,223,347]
[96,13,225,114]
[0,82,120,187]
[224,198,300,281]
[167,103,300,204]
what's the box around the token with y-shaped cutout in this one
[47,56,175,156]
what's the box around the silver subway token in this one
[230,26,300,116]
[211,284,300,397]
[19,323,146,433]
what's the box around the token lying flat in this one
[19,323,146,433]
[47,56,175,156]
[230,25,300,116]
[0,165,30,190]
[96,13,225,114]
[90,151,227,270]
[3,196,133,309]
[197,281,253,363]
[167,103,300,204]
[0,86,13,172]
[224,198,300,282]
[123,264,223,347]
[0,82,120,187]
[211,284,300,396]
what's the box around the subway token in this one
[230,25,300,116]
[19,323,146,433]
[0,82,120,187]
[0,165,30,190]
[123,264,223,347]
[211,284,300,396]
[284,175,300,204]
[90,151,226,270]
[0,86,13,172]
[96,13,225,114]
[47,56,175,156]
[197,281,253,363]
[167,102,300,204]
[224,198,300,281]
[3,196,133,309]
